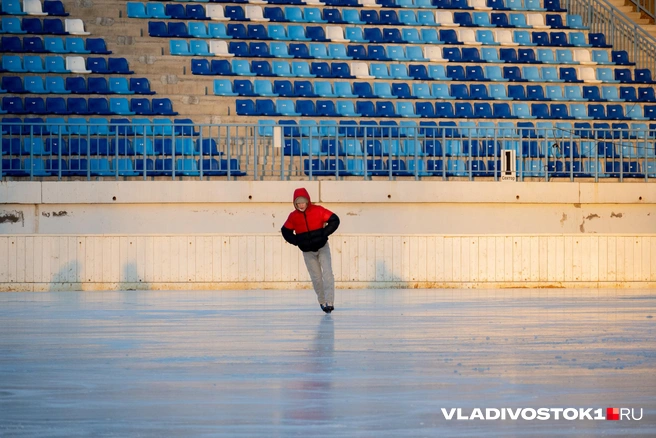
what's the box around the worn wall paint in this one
[0,203,654,235]
[2,181,654,235]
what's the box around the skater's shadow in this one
[283,315,335,425]
[311,314,334,361]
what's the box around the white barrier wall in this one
[0,234,654,291]
[1,181,655,290]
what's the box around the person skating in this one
[281,188,340,314]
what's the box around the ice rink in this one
[0,288,654,437]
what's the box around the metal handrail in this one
[627,0,655,21]
[568,0,656,72]
[1,121,655,182]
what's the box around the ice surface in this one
[0,289,654,437]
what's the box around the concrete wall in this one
[1,181,655,235]
[1,181,655,290]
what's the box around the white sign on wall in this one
[501,149,516,182]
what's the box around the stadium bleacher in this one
[0,0,655,180]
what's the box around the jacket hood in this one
[293,188,311,207]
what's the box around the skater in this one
[281,188,340,314]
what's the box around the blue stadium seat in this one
[88,77,109,94]
[263,38,288,54]
[87,57,110,74]
[635,69,656,84]
[447,65,466,81]
[0,36,21,54]
[354,101,375,117]
[3,17,27,34]
[439,29,460,45]
[504,66,524,82]
[489,84,511,100]
[266,79,288,97]
[289,43,312,59]
[168,22,189,38]
[455,102,473,118]
[588,104,607,120]
[589,33,611,48]
[306,26,327,42]
[310,61,332,78]
[87,97,111,115]
[562,86,584,101]
[323,8,345,24]
[316,100,338,117]
[335,82,357,98]
[214,79,237,96]
[637,87,656,102]
[63,77,87,96]
[506,84,525,100]
[512,103,534,118]
[413,102,433,118]
[513,30,535,46]
[611,50,633,66]
[560,67,580,83]
[288,25,310,41]
[569,32,590,47]
[43,0,67,16]
[420,28,442,44]
[145,2,170,19]
[618,86,638,102]
[474,102,493,118]
[374,82,395,99]
[613,68,633,84]
[190,59,212,76]
[601,86,624,102]
[43,18,65,34]
[23,36,46,54]
[550,103,570,119]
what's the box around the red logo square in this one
[607,408,619,421]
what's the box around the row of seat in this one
[0,17,87,35]
[4,155,653,179]
[126,0,566,20]
[163,0,565,11]
[301,157,654,178]
[2,117,654,141]
[2,136,223,156]
[1,76,154,95]
[216,79,656,103]
[192,59,653,84]
[0,35,111,54]
[3,156,651,179]
[1,117,199,135]
[1,55,133,73]
[235,98,655,119]
[280,136,656,158]
[1,96,178,115]
[166,22,607,48]
[259,118,656,139]
[137,4,579,29]
[1,157,246,177]
[181,39,623,66]
[3,132,652,161]
[0,0,67,16]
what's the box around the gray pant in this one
[302,242,335,306]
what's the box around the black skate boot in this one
[320,304,332,314]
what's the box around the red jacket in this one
[281,188,340,252]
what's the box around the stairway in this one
[604,0,656,37]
